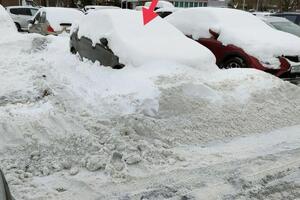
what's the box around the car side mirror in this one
[100,38,108,47]
[28,19,34,24]
[209,28,220,40]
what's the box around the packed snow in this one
[166,8,300,67]
[74,9,216,68]
[37,7,83,31]
[0,6,300,200]
[144,0,175,8]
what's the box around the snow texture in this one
[0,6,300,200]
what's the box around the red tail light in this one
[47,25,55,33]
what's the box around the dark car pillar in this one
[0,169,13,200]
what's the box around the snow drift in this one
[166,8,300,64]
[74,9,216,68]
[0,5,18,41]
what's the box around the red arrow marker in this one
[142,0,158,25]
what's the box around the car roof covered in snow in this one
[73,9,216,68]
[37,7,83,31]
[166,7,300,61]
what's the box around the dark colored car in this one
[0,169,14,200]
[167,8,300,78]
[271,12,300,26]
[70,30,124,69]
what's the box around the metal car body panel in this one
[70,31,123,68]
[197,36,291,77]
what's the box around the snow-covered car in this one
[28,7,83,35]
[260,16,300,38]
[166,8,300,77]
[144,0,174,9]
[6,6,39,31]
[83,5,120,14]
[0,169,14,200]
[156,7,178,18]
[70,9,216,69]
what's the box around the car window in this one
[270,21,300,37]
[285,15,297,23]
[30,8,38,16]
[34,11,41,23]
[10,8,32,16]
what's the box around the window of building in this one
[203,2,207,6]
[194,2,198,6]
[189,2,193,7]
[179,2,184,7]
[184,2,189,7]
[198,2,202,6]
[174,1,179,7]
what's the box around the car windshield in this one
[270,21,300,37]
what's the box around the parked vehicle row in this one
[69,7,300,80]
[3,4,300,79]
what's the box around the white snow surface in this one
[0,8,300,199]
[166,8,300,64]
[75,9,216,68]
[38,7,83,31]
[0,5,19,41]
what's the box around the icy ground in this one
[0,34,300,200]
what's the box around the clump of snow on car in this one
[166,8,300,66]
[38,7,83,31]
[74,9,216,69]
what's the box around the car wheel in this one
[222,57,246,69]
[15,23,21,32]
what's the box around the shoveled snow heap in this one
[0,5,18,41]
[74,9,216,68]
[166,8,300,66]
[37,7,83,31]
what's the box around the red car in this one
[167,8,300,78]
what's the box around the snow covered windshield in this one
[74,9,216,68]
[166,8,300,61]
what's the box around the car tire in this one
[222,57,246,69]
[15,23,21,32]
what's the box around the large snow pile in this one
[75,9,216,68]
[0,5,18,40]
[166,8,300,64]
[38,7,83,31]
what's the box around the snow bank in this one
[75,9,216,69]
[166,8,300,64]
[38,7,83,31]
[0,5,18,40]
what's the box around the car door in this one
[19,8,34,30]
